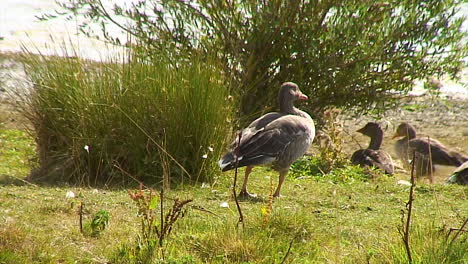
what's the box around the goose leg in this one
[273,169,288,198]
[238,166,257,198]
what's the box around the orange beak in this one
[391,133,400,139]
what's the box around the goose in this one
[218,82,315,198]
[447,161,468,185]
[351,122,394,175]
[392,122,467,177]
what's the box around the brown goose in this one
[392,122,468,177]
[351,122,394,175]
[218,82,315,198]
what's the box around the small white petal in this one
[220,202,229,208]
[65,191,76,198]
[208,147,214,152]
[202,154,208,159]
[397,180,412,186]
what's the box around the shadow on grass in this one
[0,174,31,186]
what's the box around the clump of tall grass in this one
[19,46,234,185]
[376,223,467,263]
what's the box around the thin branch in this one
[159,189,164,248]
[233,132,244,229]
[173,0,216,29]
[95,0,139,40]
[449,218,468,246]
[79,202,84,234]
[427,136,433,183]
[402,151,416,264]
[280,228,302,264]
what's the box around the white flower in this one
[202,154,208,159]
[397,180,412,186]
[208,146,214,152]
[65,191,76,198]
[84,145,90,153]
[220,202,229,208]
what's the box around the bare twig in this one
[448,218,468,246]
[233,132,244,229]
[79,202,84,234]
[280,228,302,264]
[127,186,192,260]
[113,161,145,186]
[342,126,363,149]
[400,151,416,263]
[427,136,433,183]
[159,189,164,248]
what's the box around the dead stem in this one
[400,151,416,263]
[448,218,468,246]
[233,132,244,229]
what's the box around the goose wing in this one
[220,115,313,171]
[409,138,460,166]
[351,149,394,175]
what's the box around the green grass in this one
[0,129,36,184]
[1,128,467,263]
[17,48,234,185]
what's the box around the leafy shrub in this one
[290,156,372,183]
[289,156,323,178]
[41,0,467,120]
[314,108,349,173]
[89,210,110,237]
[19,48,234,185]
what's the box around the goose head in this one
[392,122,417,139]
[357,122,383,138]
[278,82,308,113]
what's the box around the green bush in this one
[41,0,467,120]
[19,49,234,185]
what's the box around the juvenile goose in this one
[218,82,315,198]
[351,122,394,175]
[392,122,467,177]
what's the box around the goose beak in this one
[297,92,308,100]
[356,127,365,134]
[391,133,399,139]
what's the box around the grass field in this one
[0,128,467,263]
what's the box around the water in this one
[1,0,131,59]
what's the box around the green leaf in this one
[149,195,159,210]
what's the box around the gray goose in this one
[351,122,394,175]
[218,82,315,198]
[392,122,468,177]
